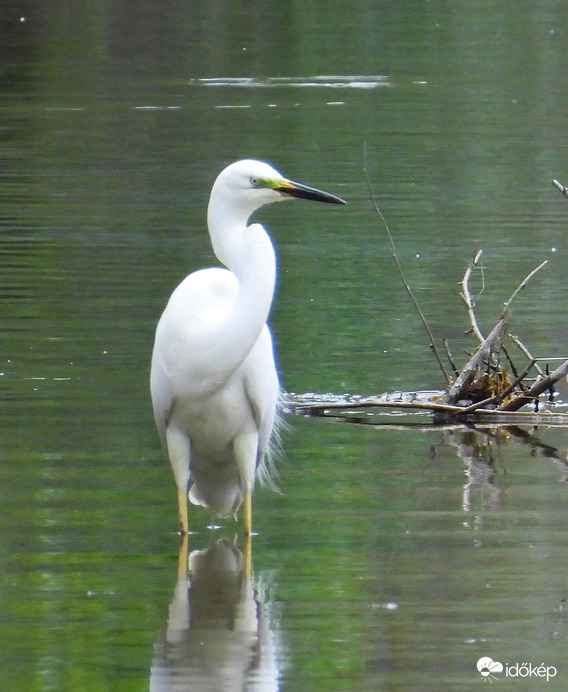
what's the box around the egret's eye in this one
[250,176,259,187]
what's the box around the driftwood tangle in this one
[286,178,568,426]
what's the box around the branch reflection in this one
[443,425,568,513]
[150,536,280,692]
[301,411,568,514]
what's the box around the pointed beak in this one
[274,179,346,205]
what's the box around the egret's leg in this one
[243,490,252,536]
[234,431,257,537]
[177,533,188,581]
[166,425,191,535]
[178,487,189,535]
[242,532,252,578]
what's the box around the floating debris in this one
[193,75,391,89]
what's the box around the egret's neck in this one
[207,193,275,280]
[205,193,277,382]
[207,197,250,271]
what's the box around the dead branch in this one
[501,260,547,316]
[443,338,460,377]
[457,359,536,414]
[285,393,568,426]
[508,334,545,377]
[288,397,465,415]
[363,144,450,383]
[553,179,568,198]
[460,249,485,342]
[443,317,508,405]
[295,167,565,427]
[498,358,568,411]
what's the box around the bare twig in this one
[499,358,568,411]
[501,260,548,316]
[501,345,522,384]
[460,250,485,342]
[552,179,568,198]
[363,144,450,383]
[508,334,546,377]
[443,338,460,377]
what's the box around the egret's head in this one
[211,159,346,218]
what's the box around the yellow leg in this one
[242,531,252,578]
[243,490,252,536]
[177,533,188,581]
[177,486,189,535]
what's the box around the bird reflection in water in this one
[150,536,280,691]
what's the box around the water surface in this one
[2,1,568,690]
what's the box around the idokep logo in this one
[476,656,558,683]
[477,657,503,683]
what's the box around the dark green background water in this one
[2,1,568,690]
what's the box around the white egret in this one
[150,159,345,535]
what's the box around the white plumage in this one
[150,160,345,534]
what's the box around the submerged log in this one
[292,175,568,426]
[284,391,568,426]
[286,246,568,425]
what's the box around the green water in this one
[2,1,568,689]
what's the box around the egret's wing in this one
[243,325,280,477]
[150,267,238,446]
[149,355,173,448]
